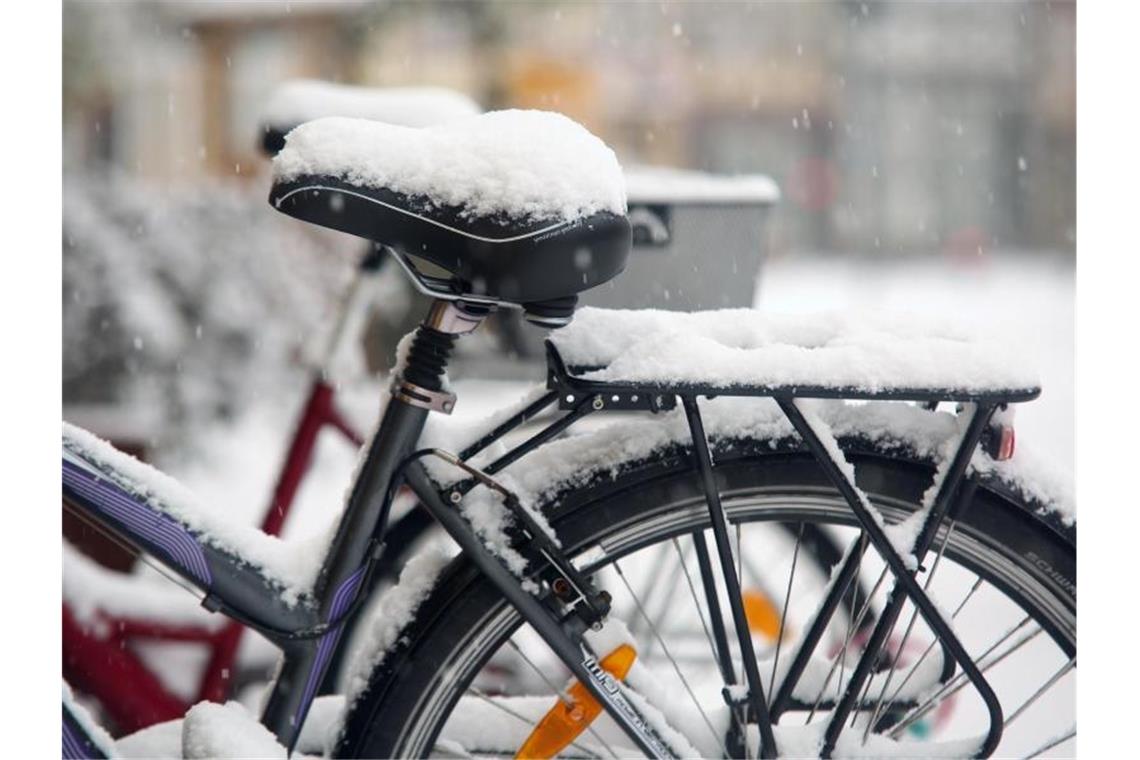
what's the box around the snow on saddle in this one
[549,307,1041,401]
[259,79,481,155]
[269,110,631,324]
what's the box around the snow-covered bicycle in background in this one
[63,109,1074,758]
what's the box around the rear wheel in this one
[338,447,1075,758]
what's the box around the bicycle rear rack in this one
[398,340,1035,758]
[538,339,1035,758]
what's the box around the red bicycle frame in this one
[63,264,376,734]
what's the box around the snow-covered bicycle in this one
[63,81,843,739]
[62,109,1074,758]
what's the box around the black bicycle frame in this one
[62,297,1039,759]
[62,300,687,758]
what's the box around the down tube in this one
[404,463,684,759]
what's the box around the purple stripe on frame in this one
[62,714,91,760]
[294,566,367,725]
[62,458,212,586]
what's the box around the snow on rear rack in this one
[545,307,1041,406]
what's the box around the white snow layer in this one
[181,701,290,759]
[116,697,341,759]
[63,681,118,758]
[260,79,480,131]
[273,110,627,223]
[551,307,1041,393]
[625,165,780,204]
[63,422,334,605]
[423,390,1073,528]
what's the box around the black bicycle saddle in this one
[268,111,631,322]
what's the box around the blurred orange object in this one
[743,588,786,641]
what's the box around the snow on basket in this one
[272,109,627,224]
[550,307,1041,397]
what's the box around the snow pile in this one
[625,165,780,204]
[64,422,336,605]
[116,719,182,759]
[116,696,342,759]
[261,80,480,131]
[552,307,1040,393]
[273,110,627,223]
[181,701,288,759]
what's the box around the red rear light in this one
[981,418,1016,462]
[996,425,1015,461]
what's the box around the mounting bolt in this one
[449,490,462,504]
[592,396,605,410]
[551,577,571,596]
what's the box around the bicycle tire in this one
[337,440,1075,758]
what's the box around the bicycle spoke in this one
[888,617,1040,737]
[848,658,878,728]
[1003,658,1075,729]
[671,538,721,668]
[735,521,743,591]
[835,574,857,710]
[862,521,958,740]
[805,564,890,723]
[635,544,686,661]
[465,684,608,759]
[768,522,803,704]
[506,638,573,704]
[1016,725,1075,759]
[882,576,983,708]
[671,536,750,759]
[630,542,681,649]
[612,559,730,758]
[503,639,620,759]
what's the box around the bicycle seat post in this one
[260,297,489,750]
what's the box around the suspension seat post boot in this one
[392,299,490,414]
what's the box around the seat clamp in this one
[425,300,487,335]
[391,375,457,415]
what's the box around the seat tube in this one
[260,298,486,750]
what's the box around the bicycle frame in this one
[63,257,375,732]
[62,296,1039,759]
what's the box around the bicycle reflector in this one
[515,644,637,759]
[982,423,1016,461]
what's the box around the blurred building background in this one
[62,0,1075,468]
[64,0,1075,256]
